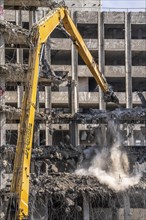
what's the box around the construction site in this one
[0,0,146,219]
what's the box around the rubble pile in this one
[0,64,27,82]
[30,173,113,197]
[73,107,146,124]
[0,64,67,83]
[51,107,146,124]
[29,173,114,220]
[30,172,146,199]
[0,20,28,45]
[0,145,15,173]
[32,145,82,173]
[27,172,146,220]
[0,144,82,174]
[1,142,146,219]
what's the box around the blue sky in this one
[102,0,146,9]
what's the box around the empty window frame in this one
[132,77,146,92]
[104,24,125,39]
[77,23,98,39]
[88,77,98,92]
[106,77,125,92]
[6,130,18,145]
[132,51,146,66]
[105,51,125,66]
[51,50,71,65]
[131,24,146,39]
[5,48,17,63]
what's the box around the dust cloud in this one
[76,120,142,191]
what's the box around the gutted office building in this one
[0,1,146,219]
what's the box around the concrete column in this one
[0,78,6,146]
[127,124,134,146]
[68,79,72,113]
[17,85,23,108]
[112,199,118,220]
[141,127,146,146]
[33,121,40,147]
[125,12,132,109]
[45,36,52,146]
[45,86,52,145]
[0,1,4,65]
[98,10,106,110]
[29,9,37,28]
[83,194,89,220]
[15,10,23,63]
[29,8,38,54]
[123,193,131,220]
[45,86,51,110]
[125,12,133,146]
[0,0,6,146]
[98,9,107,147]
[34,91,40,146]
[69,11,79,147]
[36,90,40,111]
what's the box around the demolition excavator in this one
[5,4,119,220]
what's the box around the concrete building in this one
[0,0,146,147]
[0,1,146,220]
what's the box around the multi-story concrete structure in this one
[0,1,146,220]
[0,0,146,148]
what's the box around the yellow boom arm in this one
[6,6,118,220]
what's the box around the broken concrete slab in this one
[0,64,27,82]
[52,107,146,124]
[0,20,29,45]
[0,64,68,85]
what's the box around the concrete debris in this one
[0,64,68,85]
[0,20,29,45]
[0,172,146,220]
[30,172,146,194]
[73,107,146,123]
[0,144,82,174]
[49,164,58,172]
[39,71,68,89]
[27,172,146,220]
[0,64,27,82]
[0,103,21,119]
[30,173,114,195]
[0,145,15,173]
[0,103,52,121]
[1,143,146,178]
[32,144,82,173]
[47,107,146,125]
[1,140,146,219]
[27,173,113,219]
[40,58,68,86]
